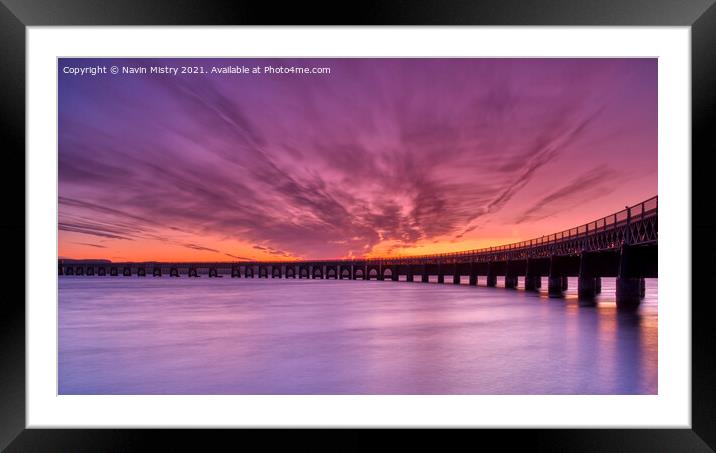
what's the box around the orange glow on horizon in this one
[58,197,654,262]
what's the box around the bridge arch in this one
[299,266,309,278]
[286,266,296,278]
[259,266,268,278]
[312,266,323,279]
[326,266,337,279]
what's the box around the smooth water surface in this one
[59,277,657,394]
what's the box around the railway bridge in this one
[59,197,657,308]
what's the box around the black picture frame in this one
[2,0,714,450]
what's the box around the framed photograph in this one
[3,0,715,449]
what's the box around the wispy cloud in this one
[72,242,107,248]
[225,253,251,260]
[182,243,220,253]
[513,165,620,224]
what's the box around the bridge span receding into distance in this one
[59,196,657,308]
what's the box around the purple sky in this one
[58,58,657,261]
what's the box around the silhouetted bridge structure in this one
[60,197,657,308]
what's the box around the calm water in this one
[58,276,657,394]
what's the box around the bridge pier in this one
[524,258,541,291]
[616,245,645,309]
[485,262,497,287]
[188,268,198,278]
[437,273,444,284]
[110,267,118,276]
[452,272,460,284]
[616,278,644,309]
[486,274,497,287]
[548,276,564,297]
[98,267,106,276]
[595,277,601,294]
[209,268,219,278]
[547,256,566,297]
[469,263,477,285]
[231,266,240,278]
[578,252,596,301]
[406,270,414,282]
[577,277,597,300]
[391,270,399,282]
[170,267,179,277]
[86,266,94,276]
[486,272,496,287]
[76,266,84,276]
[505,275,518,289]
[524,274,540,291]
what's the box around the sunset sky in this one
[58,58,657,262]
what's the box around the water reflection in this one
[59,277,657,394]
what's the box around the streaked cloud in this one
[58,58,657,260]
